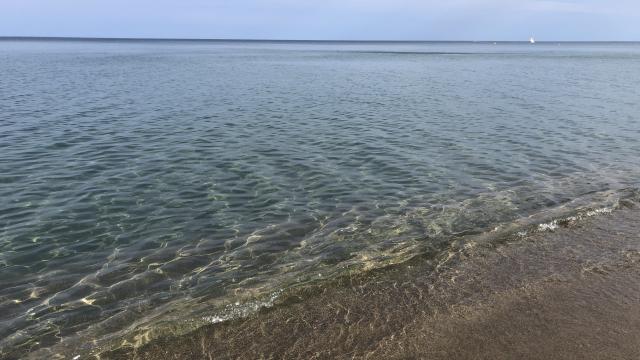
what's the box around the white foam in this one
[538,221,559,231]
[202,290,282,324]
[536,206,614,233]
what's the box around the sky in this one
[1,0,639,41]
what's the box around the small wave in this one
[202,290,282,324]
[534,206,614,233]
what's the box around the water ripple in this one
[1,40,640,359]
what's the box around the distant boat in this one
[529,36,536,44]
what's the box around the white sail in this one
[529,36,536,44]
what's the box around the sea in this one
[1,38,639,359]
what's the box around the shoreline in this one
[100,200,640,359]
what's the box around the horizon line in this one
[1,36,639,43]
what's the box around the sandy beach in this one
[103,202,640,359]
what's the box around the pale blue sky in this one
[2,0,639,40]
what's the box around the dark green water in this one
[1,39,639,358]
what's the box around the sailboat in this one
[529,36,536,44]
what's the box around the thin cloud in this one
[0,0,638,40]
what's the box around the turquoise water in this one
[1,39,640,358]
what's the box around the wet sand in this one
[104,204,640,360]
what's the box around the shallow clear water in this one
[1,39,640,357]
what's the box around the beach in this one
[2,40,640,359]
[101,199,640,359]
